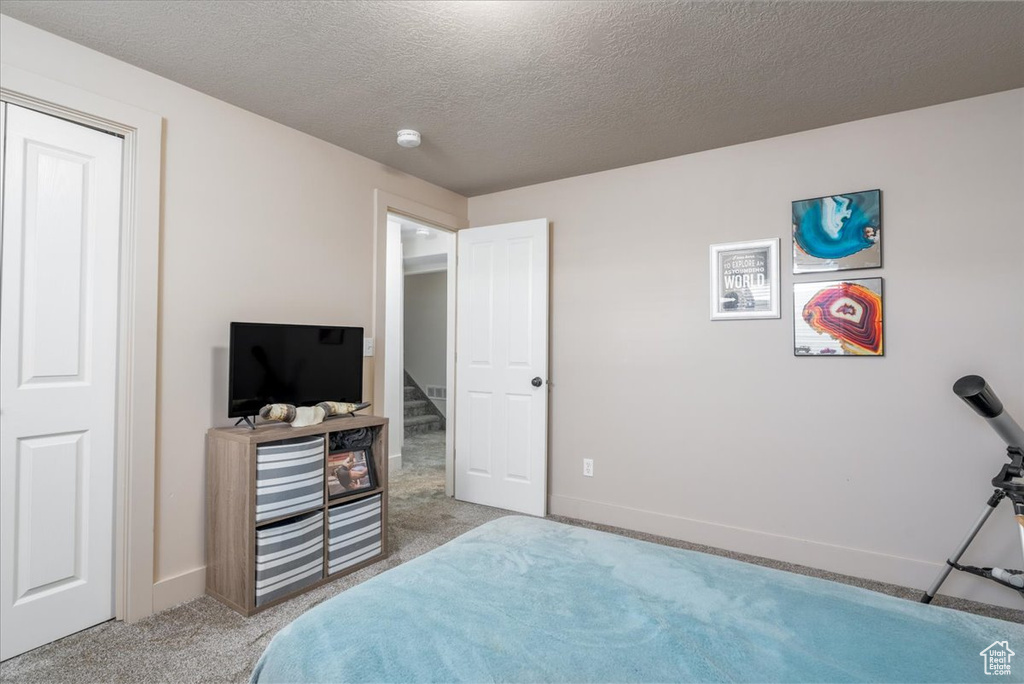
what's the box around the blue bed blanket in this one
[251,516,1023,683]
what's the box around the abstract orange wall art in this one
[794,278,884,356]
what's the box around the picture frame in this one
[327,447,376,499]
[792,189,881,274]
[793,277,884,356]
[709,238,780,320]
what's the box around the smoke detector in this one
[397,129,421,148]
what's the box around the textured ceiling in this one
[2,1,1022,196]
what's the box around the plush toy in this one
[258,401,371,427]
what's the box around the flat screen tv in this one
[229,322,364,418]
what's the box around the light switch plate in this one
[363,337,375,357]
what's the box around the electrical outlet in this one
[363,337,375,357]
[583,458,594,477]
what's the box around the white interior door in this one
[1,104,123,660]
[455,219,548,516]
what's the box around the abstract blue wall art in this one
[792,189,881,273]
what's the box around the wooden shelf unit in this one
[206,415,388,616]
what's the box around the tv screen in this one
[229,322,364,418]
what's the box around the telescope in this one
[921,375,1024,603]
[953,374,1024,450]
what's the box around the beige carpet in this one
[2,430,1020,683]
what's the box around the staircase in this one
[404,372,445,437]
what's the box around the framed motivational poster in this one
[709,238,780,320]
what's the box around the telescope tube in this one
[953,375,1024,449]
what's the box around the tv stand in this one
[234,415,257,430]
[206,415,389,616]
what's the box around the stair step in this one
[404,386,419,400]
[404,413,442,435]
[404,399,431,417]
[405,414,441,426]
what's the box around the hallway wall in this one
[404,271,448,416]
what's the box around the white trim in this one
[1,64,161,623]
[443,224,456,497]
[152,567,206,614]
[389,452,403,471]
[549,493,1014,607]
[373,191,462,497]
[384,217,404,459]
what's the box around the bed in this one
[250,516,1023,683]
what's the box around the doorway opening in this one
[386,213,455,498]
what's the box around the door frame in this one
[1,65,162,623]
[373,191,463,495]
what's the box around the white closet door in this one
[455,219,549,516]
[0,104,123,660]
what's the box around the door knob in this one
[532,377,543,388]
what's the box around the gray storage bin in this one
[255,510,324,606]
[255,435,324,522]
[328,494,382,575]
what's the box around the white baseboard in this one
[152,566,206,613]
[389,452,402,471]
[549,494,1017,609]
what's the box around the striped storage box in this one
[328,494,382,575]
[255,436,324,522]
[255,510,324,607]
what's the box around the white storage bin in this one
[328,494,382,575]
[255,435,324,522]
[255,510,324,607]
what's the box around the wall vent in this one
[426,385,447,400]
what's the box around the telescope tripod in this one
[921,446,1024,603]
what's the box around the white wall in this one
[402,226,450,274]
[470,89,1024,608]
[403,230,450,259]
[1,16,467,610]
[403,271,448,416]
